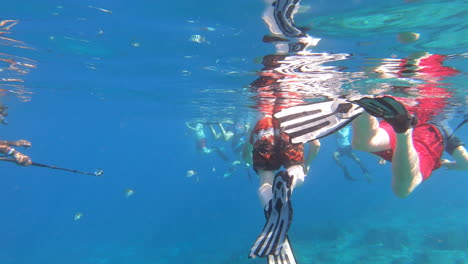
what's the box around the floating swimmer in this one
[125,188,135,198]
[186,170,197,178]
[74,212,83,221]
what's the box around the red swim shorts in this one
[251,116,304,172]
[373,121,444,180]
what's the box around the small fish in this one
[88,5,112,13]
[202,26,216,32]
[202,66,217,71]
[74,212,83,221]
[186,170,197,178]
[181,70,191,76]
[226,71,240,75]
[125,189,135,198]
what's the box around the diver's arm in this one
[0,144,32,165]
[0,139,31,147]
[441,146,468,171]
[0,144,15,155]
[0,140,16,146]
[185,122,196,131]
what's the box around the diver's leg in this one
[219,123,234,141]
[332,150,355,181]
[391,129,423,198]
[286,164,305,190]
[349,152,372,182]
[349,152,368,173]
[209,125,221,140]
[352,112,390,152]
[305,140,320,166]
[252,116,277,207]
[280,131,306,190]
[303,140,320,174]
[348,152,361,165]
[332,151,345,169]
[258,170,276,207]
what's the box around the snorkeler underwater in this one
[1,0,467,263]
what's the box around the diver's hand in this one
[287,165,305,189]
[15,139,32,148]
[441,159,456,170]
[13,152,32,166]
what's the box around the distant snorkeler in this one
[223,121,255,180]
[186,122,212,154]
[209,122,234,142]
[332,125,372,182]
[231,122,250,154]
[185,122,229,161]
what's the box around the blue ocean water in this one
[1,0,467,263]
